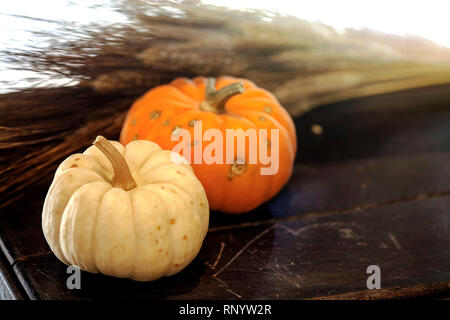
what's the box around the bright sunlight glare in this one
[1,0,449,92]
[203,0,450,48]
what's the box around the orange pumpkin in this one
[120,76,297,213]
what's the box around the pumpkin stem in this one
[93,136,137,191]
[200,78,244,113]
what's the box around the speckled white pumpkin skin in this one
[42,139,209,281]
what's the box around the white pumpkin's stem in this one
[93,136,137,191]
[200,78,244,113]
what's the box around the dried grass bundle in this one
[1,0,450,206]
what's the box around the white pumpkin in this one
[42,136,209,281]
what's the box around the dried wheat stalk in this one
[1,0,450,206]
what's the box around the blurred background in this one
[2,0,450,99]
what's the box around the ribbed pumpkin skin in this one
[120,76,297,213]
[42,139,209,281]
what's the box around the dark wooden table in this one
[1,84,450,299]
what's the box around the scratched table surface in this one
[1,84,450,300]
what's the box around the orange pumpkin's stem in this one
[93,136,137,191]
[200,78,244,113]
